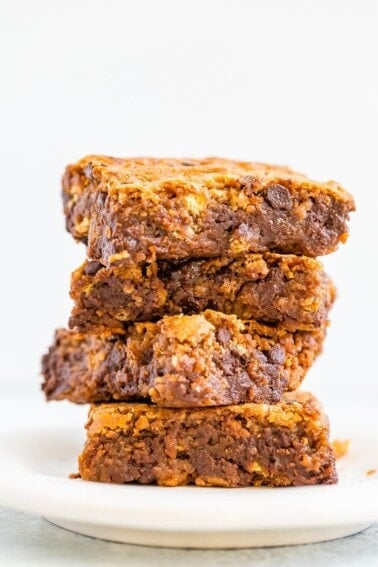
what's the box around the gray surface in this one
[0,507,377,567]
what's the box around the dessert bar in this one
[63,156,354,263]
[42,310,325,407]
[78,392,337,486]
[70,253,335,333]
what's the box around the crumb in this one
[332,439,350,459]
[366,469,376,477]
[69,472,81,479]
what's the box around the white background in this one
[0,0,377,403]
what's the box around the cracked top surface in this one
[86,391,329,435]
[64,155,353,202]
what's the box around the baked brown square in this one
[78,392,337,487]
[63,156,354,263]
[69,253,335,333]
[42,310,325,407]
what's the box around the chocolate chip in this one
[265,185,292,210]
[84,261,102,275]
[216,327,231,345]
[267,345,285,364]
[83,162,93,179]
[239,175,258,195]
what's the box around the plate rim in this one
[0,425,377,533]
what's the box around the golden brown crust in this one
[78,392,337,487]
[63,156,355,262]
[42,310,326,407]
[64,155,353,202]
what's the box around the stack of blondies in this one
[42,156,354,487]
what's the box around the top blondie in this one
[63,156,355,264]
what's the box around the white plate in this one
[0,398,376,548]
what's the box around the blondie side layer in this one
[63,156,355,263]
[70,253,335,333]
[42,310,325,407]
[78,392,337,486]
